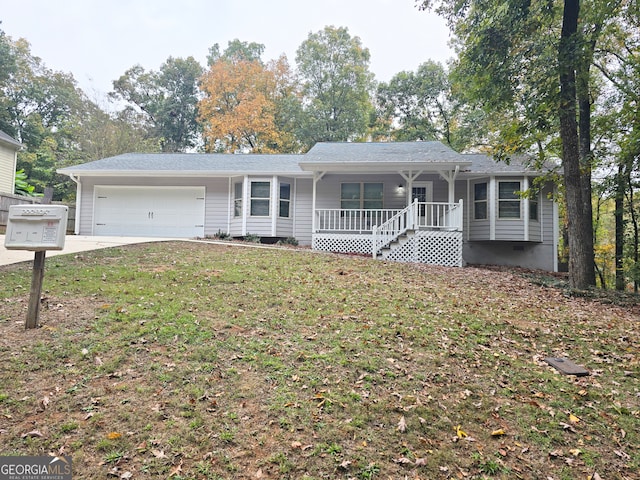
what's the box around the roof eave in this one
[299,161,472,172]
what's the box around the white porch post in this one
[242,175,248,236]
[312,172,325,232]
[438,166,460,204]
[271,175,278,236]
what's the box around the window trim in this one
[473,182,488,220]
[233,182,243,218]
[498,180,522,219]
[340,182,384,210]
[250,181,271,217]
[279,182,291,218]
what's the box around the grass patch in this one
[0,241,638,478]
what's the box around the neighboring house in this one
[57,141,560,271]
[0,130,22,194]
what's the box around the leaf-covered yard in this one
[0,241,638,479]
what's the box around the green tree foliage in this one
[295,26,374,146]
[0,29,95,200]
[207,39,266,65]
[417,1,630,288]
[111,56,203,152]
[375,61,474,150]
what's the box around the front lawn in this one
[0,241,638,479]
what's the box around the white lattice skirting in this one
[313,230,463,267]
[384,230,463,266]
[313,233,373,255]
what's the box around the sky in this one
[1,0,454,102]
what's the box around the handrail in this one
[372,200,416,257]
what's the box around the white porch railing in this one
[372,199,464,257]
[314,209,404,233]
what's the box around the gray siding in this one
[315,173,411,210]
[293,178,312,245]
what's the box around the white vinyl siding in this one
[0,145,17,194]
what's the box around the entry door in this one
[411,182,433,226]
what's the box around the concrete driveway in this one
[0,235,171,266]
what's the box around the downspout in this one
[553,186,559,272]
[489,176,496,240]
[523,176,529,241]
[69,174,81,235]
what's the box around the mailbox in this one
[5,205,68,251]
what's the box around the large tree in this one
[111,56,203,152]
[375,61,474,149]
[417,0,624,289]
[295,26,374,146]
[199,41,300,153]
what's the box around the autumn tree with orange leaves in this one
[198,47,300,153]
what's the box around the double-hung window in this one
[250,181,270,216]
[474,182,488,220]
[340,183,383,210]
[233,182,243,217]
[279,182,291,218]
[498,181,521,219]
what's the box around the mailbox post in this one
[5,205,68,329]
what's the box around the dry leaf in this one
[455,425,467,438]
[491,428,505,436]
[397,415,407,432]
[120,472,133,479]
[151,449,167,459]
[95,356,103,366]
[569,448,582,456]
[394,457,413,464]
[290,441,302,449]
[168,460,183,478]
[107,432,122,440]
[21,430,43,438]
[568,413,580,424]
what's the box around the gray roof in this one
[58,152,309,176]
[57,143,556,178]
[0,130,22,149]
[301,141,470,169]
[461,154,561,176]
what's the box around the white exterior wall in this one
[0,143,17,194]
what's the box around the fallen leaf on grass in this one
[107,432,122,440]
[397,415,407,432]
[394,457,413,464]
[168,460,183,478]
[491,428,506,436]
[568,413,580,424]
[151,449,167,459]
[21,430,43,438]
[455,425,467,438]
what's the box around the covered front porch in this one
[299,141,472,267]
[312,200,464,266]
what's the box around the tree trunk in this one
[615,163,625,290]
[558,0,596,289]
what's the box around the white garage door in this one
[94,186,205,237]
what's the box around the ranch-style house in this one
[58,141,560,271]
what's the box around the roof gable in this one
[0,130,22,150]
